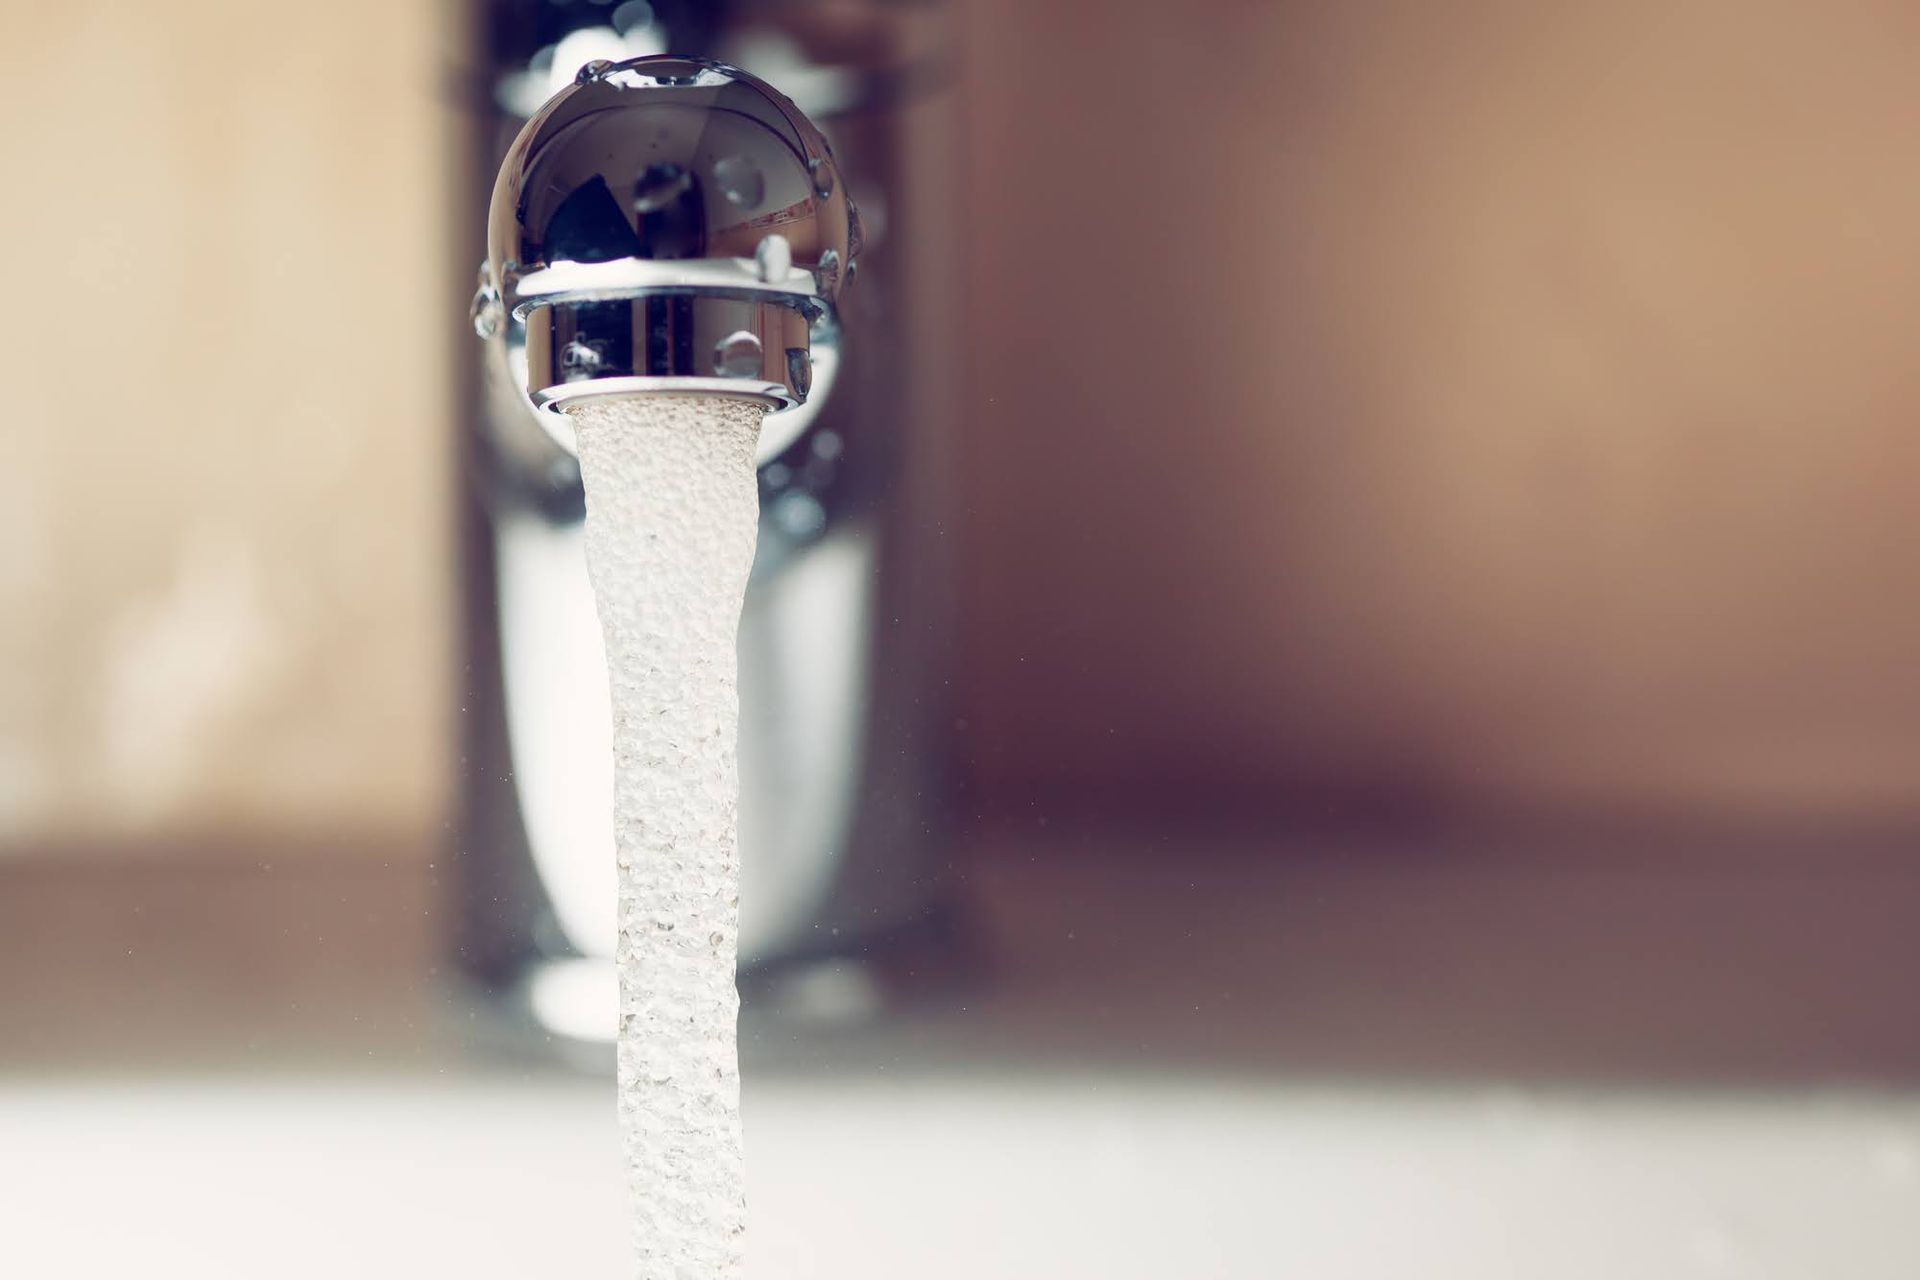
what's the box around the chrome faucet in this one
[456,18,960,1050]
[473,56,858,445]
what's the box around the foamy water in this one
[568,394,766,1278]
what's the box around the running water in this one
[568,393,767,1279]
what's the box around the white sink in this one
[6,1071,1920,1278]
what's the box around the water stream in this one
[569,393,767,1278]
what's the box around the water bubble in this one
[754,233,792,283]
[817,248,842,293]
[633,162,692,213]
[712,330,763,377]
[808,156,836,199]
[711,155,764,209]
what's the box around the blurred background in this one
[6,0,1920,1275]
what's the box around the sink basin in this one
[6,1071,1919,1278]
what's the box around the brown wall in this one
[956,0,1920,825]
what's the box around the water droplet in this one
[633,163,691,213]
[808,157,836,199]
[561,338,605,378]
[847,201,866,260]
[754,233,792,283]
[817,248,842,293]
[711,155,764,209]
[469,282,502,339]
[576,59,614,85]
[610,0,653,35]
[772,491,827,540]
[786,347,812,399]
[713,330,763,377]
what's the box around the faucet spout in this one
[475,56,860,462]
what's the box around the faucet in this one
[456,24,961,1049]
[472,56,858,447]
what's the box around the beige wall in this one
[958,0,1920,823]
[0,1,465,850]
[5,0,1915,851]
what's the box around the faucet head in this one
[475,56,861,455]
